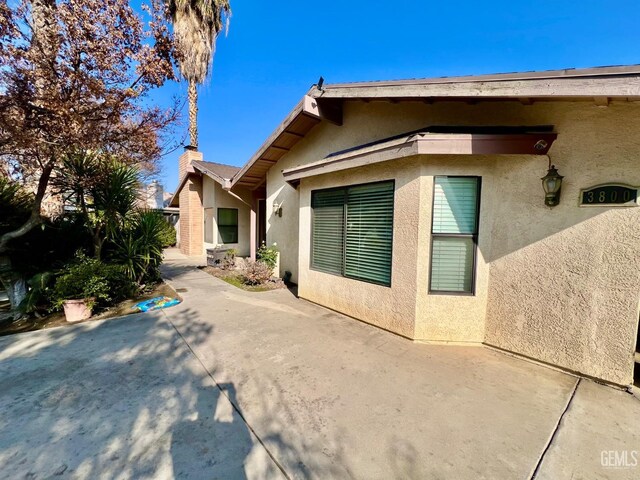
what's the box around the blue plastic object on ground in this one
[132,296,181,312]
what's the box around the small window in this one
[204,208,215,243]
[430,176,480,294]
[218,208,238,244]
[311,181,394,286]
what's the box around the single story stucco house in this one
[172,65,640,387]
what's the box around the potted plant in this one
[51,256,113,323]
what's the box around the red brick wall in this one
[177,150,204,256]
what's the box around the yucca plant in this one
[110,211,166,285]
[56,151,140,259]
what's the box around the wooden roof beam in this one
[303,96,343,126]
[283,130,304,138]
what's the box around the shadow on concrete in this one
[168,307,355,478]
[0,308,282,478]
[160,262,204,281]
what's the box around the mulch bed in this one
[199,266,286,292]
[0,282,181,337]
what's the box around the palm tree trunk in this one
[188,80,198,149]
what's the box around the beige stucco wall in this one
[414,156,497,344]
[202,176,252,257]
[298,158,422,338]
[266,169,299,282]
[481,109,640,386]
[267,99,640,385]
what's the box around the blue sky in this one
[154,0,640,192]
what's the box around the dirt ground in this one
[199,266,286,292]
[0,282,180,336]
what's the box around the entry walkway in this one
[1,250,639,479]
[161,249,640,479]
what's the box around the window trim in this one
[428,176,481,296]
[217,207,239,244]
[309,179,395,287]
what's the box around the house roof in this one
[231,64,640,190]
[168,159,240,207]
[192,160,241,180]
[319,64,640,90]
[282,126,558,186]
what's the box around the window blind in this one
[430,237,474,292]
[311,189,345,275]
[432,177,478,234]
[311,181,394,286]
[430,177,480,293]
[344,182,394,285]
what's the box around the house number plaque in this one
[580,184,638,206]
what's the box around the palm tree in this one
[167,0,231,149]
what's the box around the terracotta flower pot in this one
[62,298,94,323]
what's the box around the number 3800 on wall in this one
[580,184,638,206]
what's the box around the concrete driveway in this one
[1,249,639,479]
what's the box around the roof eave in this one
[282,132,558,186]
[230,95,342,190]
[192,161,233,188]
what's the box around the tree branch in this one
[0,161,54,254]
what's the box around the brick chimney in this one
[178,146,202,177]
[177,147,204,256]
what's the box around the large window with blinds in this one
[429,176,481,294]
[311,181,394,286]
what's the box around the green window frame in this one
[311,180,394,286]
[217,208,238,244]
[429,176,481,294]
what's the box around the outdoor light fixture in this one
[273,202,282,217]
[541,162,564,207]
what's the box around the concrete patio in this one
[0,249,639,479]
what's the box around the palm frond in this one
[167,0,231,83]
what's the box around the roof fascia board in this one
[319,65,640,89]
[192,161,232,189]
[314,76,640,99]
[168,171,197,207]
[230,97,307,187]
[282,132,557,184]
[230,94,336,188]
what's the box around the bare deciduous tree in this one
[0,0,180,310]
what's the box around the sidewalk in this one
[162,248,640,479]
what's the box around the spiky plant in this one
[167,0,231,148]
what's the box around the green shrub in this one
[256,242,278,270]
[158,220,177,247]
[241,260,272,286]
[50,255,134,310]
[19,271,55,314]
[0,176,33,236]
[109,210,165,285]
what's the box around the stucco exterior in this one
[265,100,640,385]
[202,177,252,257]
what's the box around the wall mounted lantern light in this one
[273,202,282,217]
[541,162,564,207]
